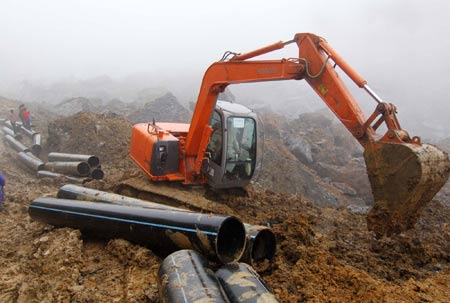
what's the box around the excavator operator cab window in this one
[206,111,223,165]
[224,116,256,181]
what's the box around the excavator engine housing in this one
[130,123,188,181]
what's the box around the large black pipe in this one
[158,250,228,303]
[29,197,246,263]
[18,151,45,171]
[241,225,276,272]
[57,184,183,211]
[43,161,90,177]
[31,133,42,156]
[216,263,279,303]
[5,134,30,152]
[48,152,100,167]
[90,168,104,180]
[37,170,89,184]
[56,184,276,269]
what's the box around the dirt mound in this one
[218,190,450,302]
[47,112,133,166]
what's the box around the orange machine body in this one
[130,122,190,182]
[130,33,431,187]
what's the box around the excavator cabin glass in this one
[223,116,257,181]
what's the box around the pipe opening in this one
[31,145,42,156]
[87,156,100,167]
[216,217,246,263]
[77,162,90,176]
[91,168,104,180]
[251,229,276,262]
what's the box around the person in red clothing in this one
[22,107,31,130]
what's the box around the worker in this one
[22,107,31,130]
[0,171,5,207]
[9,109,18,134]
[18,104,25,125]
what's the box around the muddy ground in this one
[0,98,449,302]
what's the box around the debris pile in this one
[47,112,132,166]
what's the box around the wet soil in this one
[0,99,449,302]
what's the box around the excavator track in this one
[115,176,238,215]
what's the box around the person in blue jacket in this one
[0,172,5,205]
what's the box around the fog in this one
[1,0,450,138]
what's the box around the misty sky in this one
[1,0,450,137]
[2,0,449,82]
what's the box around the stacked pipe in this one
[158,250,279,303]
[56,184,276,271]
[29,196,247,263]
[1,118,103,184]
[45,152,104,180]
[1,119,45,173]
[28,185,278,301]
[29,186,279,301]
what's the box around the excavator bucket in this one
[364,142,450,238]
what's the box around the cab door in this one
[203,110,258,189]
[203,110,226,187]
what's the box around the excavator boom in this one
[129,33,450,237]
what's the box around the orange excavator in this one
[129,33,450,237]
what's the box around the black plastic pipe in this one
[158,250,228,303]
[56,184,276,269]
[5,134,30,152]
[37,170,89,184]
[29,197,246,263]
[48,152,100,167]
[241,225,276,272]
[43,161,90,177]
[91,168,104,180]
[18,151,45,171]
[57,184,182,211]
[216,262,279,303]
[31,133,42,156]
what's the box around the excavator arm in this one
[184,33,450,237]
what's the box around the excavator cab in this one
[203,101,259,189]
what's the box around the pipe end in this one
[216,217,246,264]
